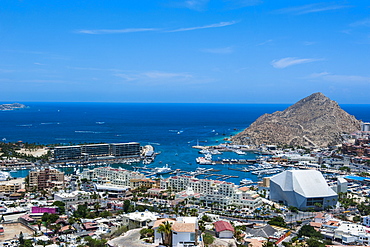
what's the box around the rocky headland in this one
[0,103,26,111]
[231,92,361,148]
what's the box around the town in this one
[0,123,369,247]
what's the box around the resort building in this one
[54,145,82,160]
[81,144,110,157]
[269,170,337,210]
[28,168,65,191]
[110,142,140,157]
[81,167,153,189]
[160,175,262,209]
[53,142,141,161]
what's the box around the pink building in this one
[31,206,57,214]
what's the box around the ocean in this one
[1,102,369,184]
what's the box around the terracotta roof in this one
[325,221,340,227]
[315,213,324,219]
[310,222,322,228]
[59,225,75,232]
[153,218,176,228]
[239,187,250,191]
[214,220,234,232]
[172,222,195,233]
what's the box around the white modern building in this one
[81,167,149,189]
[161,175,262,209]
[269,170,337,210]
[54,191,101,207]
[121,210,160,229]
[334,222,370,245]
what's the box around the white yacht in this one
[234,150,246,155]
[240,178,253,185]
[153,164,172,174]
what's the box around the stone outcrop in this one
[0,103,26,111]
[231,92,361,147]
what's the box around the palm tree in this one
[36,220,42,231]
[157,221,173,247]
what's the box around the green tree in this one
[203,233,215,246]
[297,225,323,239]
[84,236,107,247]
[267,216,287,227]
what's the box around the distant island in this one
[0,103,27,111]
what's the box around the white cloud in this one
[257,39,273,46]
[115,71,192,81]
[350,18,370,27]
[201,46,234,54]
[168,0,209,11]
[309,72,370,83]
[167,21,238,32]
[276,3,350,15]
[271,57,322,69]
[183,0,209,10]
[223,0,262,9]
[77,28,158,34]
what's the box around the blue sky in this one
[1,0,370,103]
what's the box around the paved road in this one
[108,228,151,247]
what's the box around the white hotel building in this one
[160,175,262,210]
[81,167,149,189]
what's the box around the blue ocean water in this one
[1,103,369,184]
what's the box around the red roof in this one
[214,221,234,232]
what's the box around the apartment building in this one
[0,182,21,195]
[81,167,151,189]
[161,175,262,209]
[28,168,64,190]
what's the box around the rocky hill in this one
[0,103,26,111]
[231,92,361,147]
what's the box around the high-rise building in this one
[29,168,64,191]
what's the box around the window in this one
[306,198,323,207]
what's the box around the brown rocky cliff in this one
[231,92,361,147]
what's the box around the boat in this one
[210,150,222,155]
[153,164,172,174]
[240,178,253,185]
[0,171,10,181]
[196,154,213,165]
[234,150,246,155]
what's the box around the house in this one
[121,210,159,229]
[153,217,199,247]
[172,217,198,247]
[214,220,234,239]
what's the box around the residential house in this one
[214,220,234,239]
